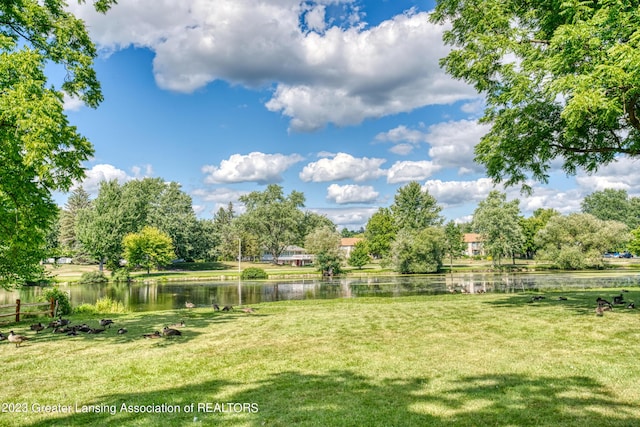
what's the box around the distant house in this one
[463,233,484,257]
[340,238,363,257]
[261,245,314,266]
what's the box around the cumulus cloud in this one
[575,156,640,194]
[423,178,498,208]
[202,152,303,184]
[424,119,490,174]
[74,163,154,195]
[63,93,84,111]
[386,160,441,184]
[311,207,378,229]
[299,152,386,182]
[326,184,379,204]
[374,125,428,155]
[68,1,477,131]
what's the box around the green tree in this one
[472,191,524,266]
[390,227,445,274]
[59,186,92,261]
[443,221,465,268]
[238,185,305,264]
[347,241,370,270]
[364,208,396,259]
[431,1,640,190]
[581,189,640,229]
[536,214,630,269]
[304,226,343,276]
[390,181,443,231]
[296,211,336,246]
[0,0,115,288]
[122,226,175,275]
[628,227,640,256]
[520,208,560,259]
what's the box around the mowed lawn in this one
[2,289,640,426]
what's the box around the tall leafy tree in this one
[390,181,443,231]
[390,227,445,274]
[122,226,175,275]
[431,1,640,190]
[536,214,630,269]
[348,241,370,270]
[0,0,115,288]
[364,208,396,259]
[581,189,640,229]
[472,191,524,266]
[238,185,305,264]
[443,221,465,268]
[304,226,343,276]
[519,208,560,259]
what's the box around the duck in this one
[142,331,162,339]
[30,322,45,333]
[162,326,182,337]
[117,328,128,334]
[185,301,196,309]
[8,331,29,348]
[99,319,114,328]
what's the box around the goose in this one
[162,326,182,337]
[99,319,114,328]
[241,307,256,313]
[88,328,105,334]
[117,328,128,334]
[76,324,92,333]
[221,305,233,312]
[8,331,29,348]
[627,302,635,309]
[213,304,220,311]
[143,331,162,339]
[596,297,613,308]
[30,323,45,333]
[169,320,185,328]
[0,332,6,341]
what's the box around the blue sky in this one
[54,0,637,229]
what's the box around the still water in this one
[1,272,638,312]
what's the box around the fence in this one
[0,298,57,323]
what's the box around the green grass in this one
[3,289,640,426]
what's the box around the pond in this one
[1,272,639,312]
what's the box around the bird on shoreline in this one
[117,328,128,334]
[143,331,161,339]
[30,323,45,333]
[162,326,182,337]
[99,319,114,328]
[8,331,29,348]
[169,320,185,328]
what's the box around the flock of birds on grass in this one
[527,290,635,316]
[0,301,256,348]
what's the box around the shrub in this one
[241,267,268,280]
[74,297,127,315]
[42,287,72,316]
[111,268,131,283]
[79,271,108,284]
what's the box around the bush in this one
[42,287,72,316]
[241,267,268,280]
[74,297,127,315]
[111,268,131,283]
[79,271,108,284]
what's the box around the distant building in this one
[463,233,484,257]
[261,245,314,266]
[340,238,363,257]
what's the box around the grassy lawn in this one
[2,288,640,426]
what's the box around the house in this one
[463,233,484,257]
[340,238,363,257]
[261,245,314,266]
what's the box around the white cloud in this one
[374,125,428,155]
[75,164,135,194]
[310,207,378,229]
[68,1,477,131]
[299,152,386,182]
[191,187,248,203]
[423,178,498,208]
[386,160,441,184]
[326,184,379,204]
[424,119,490,174]
[202,152,303,184]
[575,157,640,194]
[63,93,84,111]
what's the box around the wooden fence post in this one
[15,299,20,322]
[49,298,55,317]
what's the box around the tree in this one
[390,227,445,274]
[472,191,524,266]
[581,189,640,229]
[364,208,396,259]
[519,208,560,259]
[296,211,336,246]
[304,226,343,276]
[238,185,305,264]
[443,221,465,268]
[390,181,443,231]
[348,241,370,270]
[536,214,630,269]
[59,186,92,261]
[122,226,174,275]
[431,1,640,190]
[628,227,640,256]
[0,0,115,288]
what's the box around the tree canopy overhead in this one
[0,0,115,287]
[431,0,640,190]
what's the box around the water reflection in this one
[1,272,639,312]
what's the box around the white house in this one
[463,233,484,257]
[261,245,314,266]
